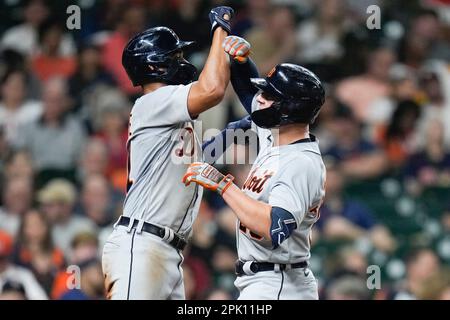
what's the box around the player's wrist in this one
[217,174,235,195]
[182,163,234,195]
[212,27,228,41]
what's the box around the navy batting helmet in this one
[122,27,197,86]
[250,63,325,128]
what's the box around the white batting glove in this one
[222,36,251,63]
[182,162,234,195]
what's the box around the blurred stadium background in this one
[0,0,450,300]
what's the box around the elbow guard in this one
[270,207,297,249]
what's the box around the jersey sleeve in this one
[133,83,194,128]
[268,158,311,226]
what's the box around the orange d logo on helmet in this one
[267,67,276,77]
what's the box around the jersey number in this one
[175,127,195,157]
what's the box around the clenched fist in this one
[223,36,251,63]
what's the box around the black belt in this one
[235,260,308,276]
[117,216,187,251]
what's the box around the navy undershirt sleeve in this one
[230,58,259,114]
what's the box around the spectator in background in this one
[95,0,129,31]
[418,268,450,300]
[0,0,50,56]
[186,199,239,298]
[0,280,27,300]
[325,104,388,179]
[2,149,34,181]
[376,100,421,169]
[19,77,86,184]
[398,9,450,69]
[59,258,104,300]
[68,44,116,115]
[51,232,99,299]
[367,64,420,135]
[389,248,440,300]
[0,231,48,300]
[0,69,42,146]
[12,209,65,295]
[415,62,450,150]
[245,5,297,75]
[204,288,232,300]
[0,125,9,173]
[442,205,450,233]
[142,0,169,29]
[164,0,210,52]
[79,174,118,229]
[0,177,34,237]
[233,0,271,37]
[0,49,42,100]
[0,50,26,76]
[182,262,197,300]
[404,119,450,195]
[92,92,129,189]
[439,287,450,300]
[31,18,76,82]
[296,0,349,64]
[318,164,396,253]
[325,274,371,300]
[189,202,219,269]
[311,89,341,152]
[101,6,146,96]
[37,179,95,256]
[69,232,99,266]
[77,138,109,185]
[210,245,237,293]
[338,247,369,276]
[182,253,213,300]
[336,46,396,123]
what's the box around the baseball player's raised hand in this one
[182,162,234,195]
[209,6,234,36]
[223,36,251,63]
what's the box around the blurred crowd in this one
[0,0,450,300]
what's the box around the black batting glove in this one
[209,6,234,36]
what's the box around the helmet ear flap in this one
[147,64,167,75]
[250,104,283,128]
[276,100,291,115]
[164,58,197,85]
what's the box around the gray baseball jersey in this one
[123,83,202,237]
[237,97,326,264]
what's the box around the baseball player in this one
[183,36,326,299]
[101,7,234,300]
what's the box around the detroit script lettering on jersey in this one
[242,169,274,193]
